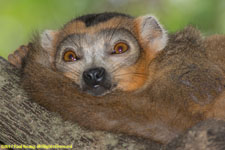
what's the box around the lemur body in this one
[8,12,225,144]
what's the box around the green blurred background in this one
[0,0,225,58]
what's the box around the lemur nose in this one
[83,67,106,87]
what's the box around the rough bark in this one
[1,56,225,150]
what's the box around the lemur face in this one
[39,13,167,96]
[55,28,141,96]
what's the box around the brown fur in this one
[10,16,225,144]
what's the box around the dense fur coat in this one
[9,13,225,144]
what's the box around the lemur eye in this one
[112,42,129,54]
[63,50,78,62]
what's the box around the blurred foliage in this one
[0,0,224,58]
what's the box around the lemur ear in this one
[40,30,58,50]
[38,30,59,67]
[135,15,168,51]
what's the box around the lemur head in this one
[36,12,167,96]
